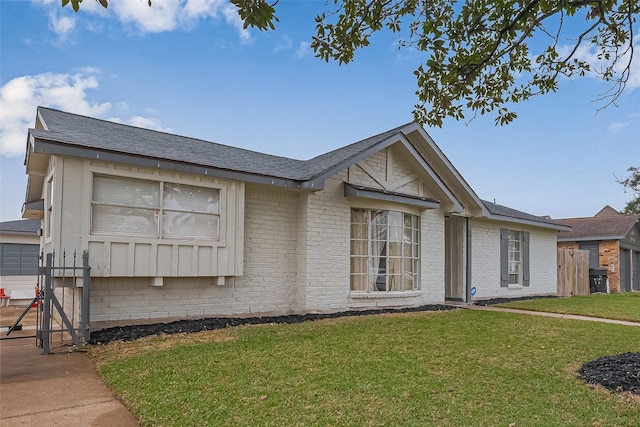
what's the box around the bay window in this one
[350,209,420,292]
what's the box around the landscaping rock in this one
[473,295,558,306]
[89,304,455,345]
[578,352,640,396]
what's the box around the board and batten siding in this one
[51,157,244,278]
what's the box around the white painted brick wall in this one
[90,183,299,323]
[88,151,454,324]
[471,219,557,300]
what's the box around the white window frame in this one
[45,174,54,240]
[508,230,521,286]
[350,208,420,293]
[90,174,221,241]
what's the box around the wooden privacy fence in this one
[557,249,589,296]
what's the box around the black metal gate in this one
[4,250,91,354]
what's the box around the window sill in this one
[350,291,422,299]
[507,284,523,290]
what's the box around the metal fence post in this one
[42,253,53,355]
[81,250,91,343]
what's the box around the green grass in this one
[495,293,640,322]
[91,310,640,426]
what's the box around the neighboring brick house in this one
[21,107,567,326]
[0,219,41,305]
[556,206,640,292]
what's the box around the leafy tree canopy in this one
[618,166,640,214]
[63,0,639,127]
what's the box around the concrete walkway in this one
[464,304,640,327]
[0,306,139,427]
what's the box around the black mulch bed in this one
[89,304,455,345]
[473,295,559,306]
[579,352,640,396]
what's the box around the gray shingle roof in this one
[30,107,563,230]
[34,107,413,183]
[481,200,564,227]
[0,219,40,234]
[35,107,307,180]
[556,214,640,240]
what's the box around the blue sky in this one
[1,0,638,222]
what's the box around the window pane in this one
[509,262,520,274]
[92,205,157,236]
[389,274,402,291]
[371,210,387,225]
[350,274,367,291]
[351,209,368,223]
[388,211,402,228]
[389,226,403,242]
[371,224,387,241]
[350,257,368,275]
[388,242,402,257]
[93,175,159,207]
[351,240,368,256]
[162,211,219,239]
[402,273,414,291]
[387,257,401,275]
[163,183,219,213]
[351,224,368,239]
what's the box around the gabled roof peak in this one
[594,205,621,217]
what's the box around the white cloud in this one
[35,0,251,41]
[127,116,171,132]
[295,41,312,58]
[608,120,632,133]
[48,9,76,39]
[557,29,640,89]
[274,35,292,53]
[0,71,166,157]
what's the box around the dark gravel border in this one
[89,304,455,345]
[579,352,640,395]
[473,295,559,306]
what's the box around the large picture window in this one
[350,209,420,292]
[91,175,220,240]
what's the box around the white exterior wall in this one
[471,219,558,299]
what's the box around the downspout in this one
[465,217,472,303]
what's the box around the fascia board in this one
[558,235,626,242]
[397,136,464,213]
[408,126,489,217]
[487,214,572,231]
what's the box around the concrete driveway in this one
[0,306,138,427]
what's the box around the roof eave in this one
[558,235,626,242]
[31,137,305,190]
[485,213,571,231]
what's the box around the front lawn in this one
[495,293,640,322]
[91,309,640,426]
